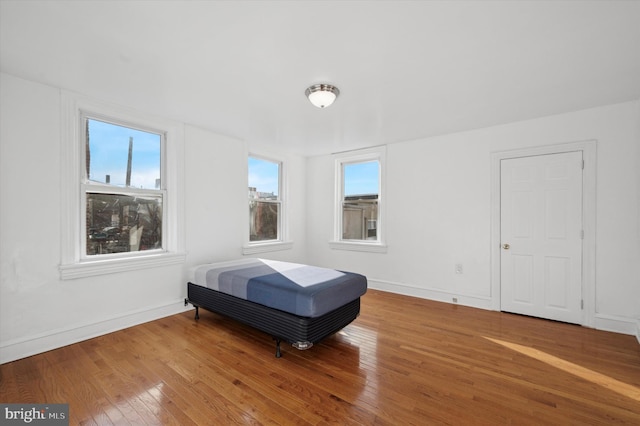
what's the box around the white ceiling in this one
[2,1,640,156]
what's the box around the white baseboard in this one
[0,299,191,364]
[637,319,640,345]
[368,279,493,310]
[593,313,639,337]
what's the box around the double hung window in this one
[60,92,184,279]
[332,147,387,252]
[83,117,164,256]
[342,161,380,240]
[248,156,282,242]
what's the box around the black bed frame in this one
[185,282,361,357]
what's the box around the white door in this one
[500,151,583,324]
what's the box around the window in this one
[342,161,379,240]
[83,118,164,256]
[332,147,387,252]
[60,92,185,279]
[248,156,281,242]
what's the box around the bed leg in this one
[185,298,200,320]
[275,338,282,358]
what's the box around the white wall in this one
[306,100,640,335]
[184,125,307,267]
[0,73,307,363]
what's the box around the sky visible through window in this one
[344,161,379,196]
[87,119,161,190]
[248,157,279,196]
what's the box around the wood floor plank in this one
[2,289,639,424]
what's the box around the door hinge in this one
[582,160,585,169]
[580,229,584,239]
[581,299,584,310]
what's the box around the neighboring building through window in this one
[248,156,281,242]
[342,161,379,241]
[84,118,164,256]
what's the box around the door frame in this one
[490,140,597,327]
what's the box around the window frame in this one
[80,114,167,260]
[331,146,387,253]
[60,92,185,279]
[243,153,291,254]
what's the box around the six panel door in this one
[500,151,583,324]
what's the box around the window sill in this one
[329,241,388,253]
[59,252,186,280]
[242,241,293,255]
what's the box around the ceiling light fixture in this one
[305,84,340,108]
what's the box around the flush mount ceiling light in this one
[305,84,340,108]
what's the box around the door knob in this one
[502,243,510,250]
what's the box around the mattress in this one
[191,258,367,317]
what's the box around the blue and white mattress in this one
[191,258,367,318]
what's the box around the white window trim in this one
[242,240,294,255]
[59,91,185,279]
[242,153,291,255]
[331,146,387,253]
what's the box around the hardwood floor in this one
[1,289,639,425]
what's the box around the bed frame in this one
[185,282,361,357]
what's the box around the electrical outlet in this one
[455,263,463,274]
